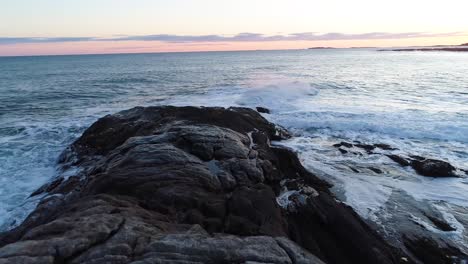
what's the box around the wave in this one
[272,110,468,144]
[168,77,468,146]
[235,80,319,112]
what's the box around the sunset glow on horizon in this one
[1,0,468,56]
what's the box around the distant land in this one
[380,43,468,52]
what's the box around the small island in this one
[380,43,468,52]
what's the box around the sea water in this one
[1,49,467,248]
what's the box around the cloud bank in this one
[1,32,465,45]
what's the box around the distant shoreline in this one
[380,43,468,52]
[380,47,468,52]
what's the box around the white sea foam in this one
[235,80,319,112]
[0,125,60,229]
[0,110,111,230]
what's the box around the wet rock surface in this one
[386,154,411,167]
[256,106,271,114]
[403,235,465,264]
[379,190,467,261]
[330,140,467,261]
[333,141,462,178]
[411,159,457,178]
[0,106,463,263]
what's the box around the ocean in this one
[1,49,467,248]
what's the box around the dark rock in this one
[342,142,354,148]
[286,193,399,264]
[386,154,457,177]
[374,143,397,150]
[403,235,467,264]
[270,147,331,193]
[424,214,455,232]
[72,106,290,157]
[333,141,353,148]
[386,154,411,166]
[256,106,271,114]
[338,148,348,154]
[0,106,408,264]
[354,143,376,152]
[411,159,457,177]
[226,185,287,236]
[379,190,467,264]
[29,177,63,197]
[369,167,383,174]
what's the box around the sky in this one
[1,0,468,56]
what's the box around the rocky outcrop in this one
[387,155,457,178]
[333,141,396,153]
[0,106,439,264]
[332,141,461,178]
[410,158,456,177]
[403,235,465,264]
[256,106,271,114]
[386,154,411,167]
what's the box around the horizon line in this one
[1,43,466,58]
